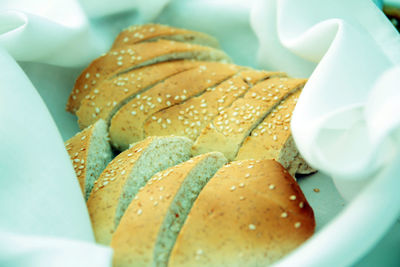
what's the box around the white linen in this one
[0,0,399,266]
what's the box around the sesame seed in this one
[248,165,254,169]
[245,173,250,178]
[196,249,204,255]
[230,185,236,191]
[294,222,301,228]
[249,224,256,230]
[81,136,86,140]
[160,186,164,191]
[239,196,245,200]
[137,209,143,215]
[166,101,171,106]
[299,202,304,208]
[121,170,126,175]
[281,212,288,218]
[103,181,109,186]
[73,159,80,163]
[269,184,275,190]
[117,61,123,66]
[131,111,136,115]
[239,183,245,188]
[273,135,277,141]
[85,73,90,79]
[289,195,297,200]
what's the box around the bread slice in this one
[109,62,240,150]
[64,119,112,201]
[168,159,315,267]
[143,71,285,141]
[192,77,306,161]
[287,154,316,176]
[67,39,231,113]
[86,136,193,245]
[235,90,301,169]
[112,24,219,49]
[111,152,227,267]
[76,60,201,129]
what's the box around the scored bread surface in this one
[109,62,240,150]
[111,152,227,267]
[67,39,231,113]
[235,90,301,169]
[64,119,112,201]
[144,70,284,141]
[86,136,193,245]
[76,60,201,129]
[112,24,219,49]
[192,77,306,161]
[168,159,315,267]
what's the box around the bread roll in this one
[86,136,193,245]
[111,152,227,267]
[143,71,285,141]
[112,24,219,49]
[235,90,300,168]
[76,60,201,129]
[192,77,306,161]
[109,62,240,150]
[64,119,112,201]
[67,39,231,113]
[168,159,315,267]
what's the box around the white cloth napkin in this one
[1,0,400,266]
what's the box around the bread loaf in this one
[63,23,317,267]
[67,40,231,113]
[192,77,306,161]
[111,152,227,267]
[143,70,285,141]
[109,62,240,150]
[86,136,193,245]
[76,60,201,129]
[64,119,112,200]
[112,24,219,49]
[168,159,315,267]
[236,90,300,167]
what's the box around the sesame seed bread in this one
[86,136,193,245]
[168,159,315,267]
[109,62,240,150]
[64,119,112,201]
[111,152,227,267]
[143,71,284,141]
[238,70,286,86]
[67,39,231,113]
[76,60,202,129]
[235,90,301,170]
[192,77,306,161]
[112,24,220,49]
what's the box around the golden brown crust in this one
[109,62,240,150]
[67,39,230,113]
[64,124,95,197]
[76,60,201,129]
[192,77,306,161]
[143,71,285,141]
[86,137,155,245]
[169,159,315,267]
[112,24,219,49]
[235,90,302,168]
[111,153,222,267]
